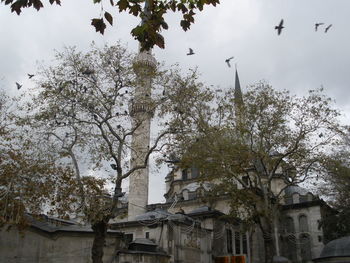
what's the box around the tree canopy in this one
[171,82,342,262]
[1,0,220,50]
[1,42,212,262]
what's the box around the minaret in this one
[234,67,245,137]
[127,1,156,220]
[234,67,243,109]
[127,48,156,221]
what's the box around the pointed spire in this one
[234,67,243,106]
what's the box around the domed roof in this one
[319,236,350,258]
[284,185,310,196]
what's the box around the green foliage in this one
[1,0,221,50]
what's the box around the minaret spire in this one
[233,66,245,133]
[234,66,243,106]
[127,0,156,221]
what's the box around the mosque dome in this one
[319,236,350,258]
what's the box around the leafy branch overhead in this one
[1,0,220,50]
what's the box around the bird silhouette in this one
[27,73,34,79]
[325,24,332,33]
[187,48,195,56]
[225,57,234,68]
[315,23,324,31]
[275,19,284,35]
[16,82,22,90]
[110,164,117,170]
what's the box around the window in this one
[191,166,199,178]
[235,231,241,254]
[242,176,249,186]
[299,215,308,233]
[300,195,308,203]
[145,232,150,239]
[182,169,188,180]
[285,217,295,233]
[300,234,312,262]
[125,233,133,245]
[188,192,197,200]
[242,233,248,254]
[226,229,233,254]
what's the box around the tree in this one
[172,82,342,263]
[1,0,220,50]
[0,89,87,229]
[20,42,211,262]
[319,130,350,242]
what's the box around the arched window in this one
[284,217,295,233]
[307,193,314,202]
[300,234,312,262]
[299,215,308,233]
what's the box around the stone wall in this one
[0,226,122,263]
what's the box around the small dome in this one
[319,236,350,258]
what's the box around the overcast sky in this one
[1,0,349,203]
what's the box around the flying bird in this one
[16,82,22,90]
[187,48,195,56]
[275,19,284,35]
[315,23,324,31]
[225,56,234,68]
[27,73,34,79]
[110,164,117,170]
[325,24,332,33]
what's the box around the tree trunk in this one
[258,215,276,263]
[91,220,108,263]
[263,235,275,263]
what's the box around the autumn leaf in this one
[104,11,113,26]
[91,18,106,34]
[32,0,44,11]
[180,20,191,31]
[10,0,26,15]
[117,0,129,11]
[49,0,61,5]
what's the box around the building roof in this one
[284,185,310,196]
[318,236,350,258]
[26,215,121,236]
[134,209,172,221]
